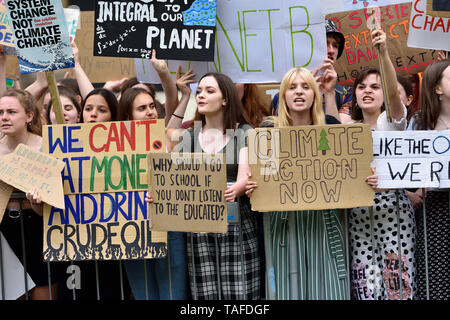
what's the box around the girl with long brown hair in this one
[409,58,450,300]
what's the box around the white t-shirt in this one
[376,104,408,131]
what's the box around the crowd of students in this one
[0,19,449,300]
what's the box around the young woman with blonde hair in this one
[246,67,347,300]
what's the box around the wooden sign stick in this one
[366,7,392,122]
[45,71,66,125]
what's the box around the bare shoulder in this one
[28,134,43,151]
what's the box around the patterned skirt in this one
[415,190,450,300]
[267,209,349,300]
[186,197,260,300]
[349,190,417,300]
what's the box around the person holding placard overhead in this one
[165,72,261,300]
[348,29,417,300]
[118,69,195,300]
[408,58,450,300]
[245,67,351,300]
[0,88,61,299]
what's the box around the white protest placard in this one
[407,0,450,51]
[136,0,327,84]
[373,130,450,188]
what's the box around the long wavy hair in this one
[191,72,249,132]
[413,59,450,130]
[1,88,42,136]
[241,84,270,127]
[274,67,324,127]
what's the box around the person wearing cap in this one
[270,19,352,123]
[312,19,352,123]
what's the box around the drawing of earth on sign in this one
[183,0,217,27]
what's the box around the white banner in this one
[136,0,327,84]
[407,0,450,51]
[373,130,450,188]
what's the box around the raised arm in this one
[150,49,179,125]
[24,72,48,101]
[372,29,403,121]
[72,41,94,99]
[166,67,196,129]
[313,59,340,121]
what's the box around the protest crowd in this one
[0,0,449,302]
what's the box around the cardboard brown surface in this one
[327,2,436,86]
[42,120,167,261]
[427,0,450,18]
[148,152,227,233]
[248,124,375,211]
[74,11,136,83]
[0,144,65,208]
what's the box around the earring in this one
[439,95,443,101]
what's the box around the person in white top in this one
[347,29,417,300]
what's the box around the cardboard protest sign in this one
[93,0,217,61]
[0,180,13,223]
[327,2,437,86]
[321,0,410,14]
[0,1,14,47]
[42,120,167,261]
[407,0,450,52]
[148,152,227,233]
[74,11,135,84]
[0,144,65,208]
[136,0,327,84]
[5,0,74,74]
[248,124,374,212]
[373,130,450,188]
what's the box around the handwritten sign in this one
[93,0,217,61]
[73,11,135,84]
[136,0,326,84]
[0,1,14,47]
[373,130,450,188]
[148,152,227,233]
[248,124,374,211]
[321,0,410,14]
[407,0,450,51]
[42,121,167,261]
[327,2,437,86]
[5,0,75,74]
[0,144,65,208]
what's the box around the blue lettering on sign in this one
[0,25,13,45]
[432,136,450,154]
